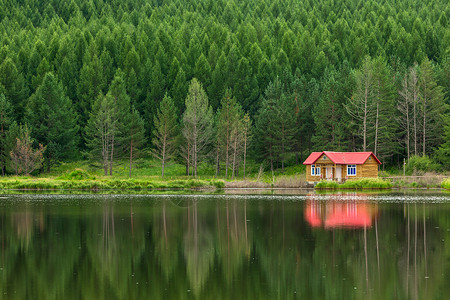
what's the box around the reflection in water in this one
[305,193,378,228]
[0,193,448,299]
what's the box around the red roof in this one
[303,151,381,165]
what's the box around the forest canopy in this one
[0,0,448,174]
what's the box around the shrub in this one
[442,178,450,190]
[57,169,93,180]
[405,155,440,175]
[315,181,339,189]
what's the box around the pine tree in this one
[345,57,375,152]
[26,73,79,171]
[76,48,106,130]
[107,70,132,175]
[255,78,297,172]
[0,94,13,175]
[85,93,117,176]
[0,58,28,121]
[182,78,214,177]
[419,58,445,156]
[152,94,178,177]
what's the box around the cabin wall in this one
[306,165,321,182]
[361,154,379,178]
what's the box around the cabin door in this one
[335,166,342,182]
[325,167,333,180]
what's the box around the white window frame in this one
[316,166,321,176]
[311,165,315,175]
[347,165,357,176]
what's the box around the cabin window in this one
[323,156,327,160]
[312,165,320,176]
[347,165,356,176]
[369,157,372,161]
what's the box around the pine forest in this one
[0,0,449,177]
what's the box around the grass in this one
[0,175,224,191]
[442,178,450,190]
[315,178,392,190]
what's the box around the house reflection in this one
[305,194,378,229]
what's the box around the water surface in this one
[0,191,449,299]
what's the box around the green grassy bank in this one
[315,178,393,190]
[0,169,224,191]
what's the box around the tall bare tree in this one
[242,113,252,179]
[152,94,178,177]
[216,89,241,178]
[398,72,412,159]
[346,57,375,151]
[126,106,145,177]
[182,78,214,177]
[85,94,117,176]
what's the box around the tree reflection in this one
[0,194,447,299]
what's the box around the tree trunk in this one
[129,140,133,177]
[374,103,379,155]
[215,140,220,176]
[406,102,410,160]
[363,83,368,152]
[186,143,190,176]
[161,135,166,177]
[193,124,197,177]
[422,87,427,156]
[413,95,417,156]
[232,137,237,179]
[225,136,229,178]
[109,134,114,176]
[243,134,247,179]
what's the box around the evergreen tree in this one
[152,94,178,177]
[26,73,79,171]
[0,94,13,175]
[85,93,117,176]
[312,69,349,151]
[182,78,214,177]
[0,58,28,121]
[255,79,297,172]
[107,70,132,175]
[419,58,445,156]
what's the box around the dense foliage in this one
[0,0,448,174]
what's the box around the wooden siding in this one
[306,165,321,182]
[316,153,334,164]
[361,154,379,178]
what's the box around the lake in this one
[0,191,449,299]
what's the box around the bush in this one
[315,181,339,189]
[405,155,440,175]
[57,169,93,180]
[442,178,450,190]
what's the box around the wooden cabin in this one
[303,151,381,182]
